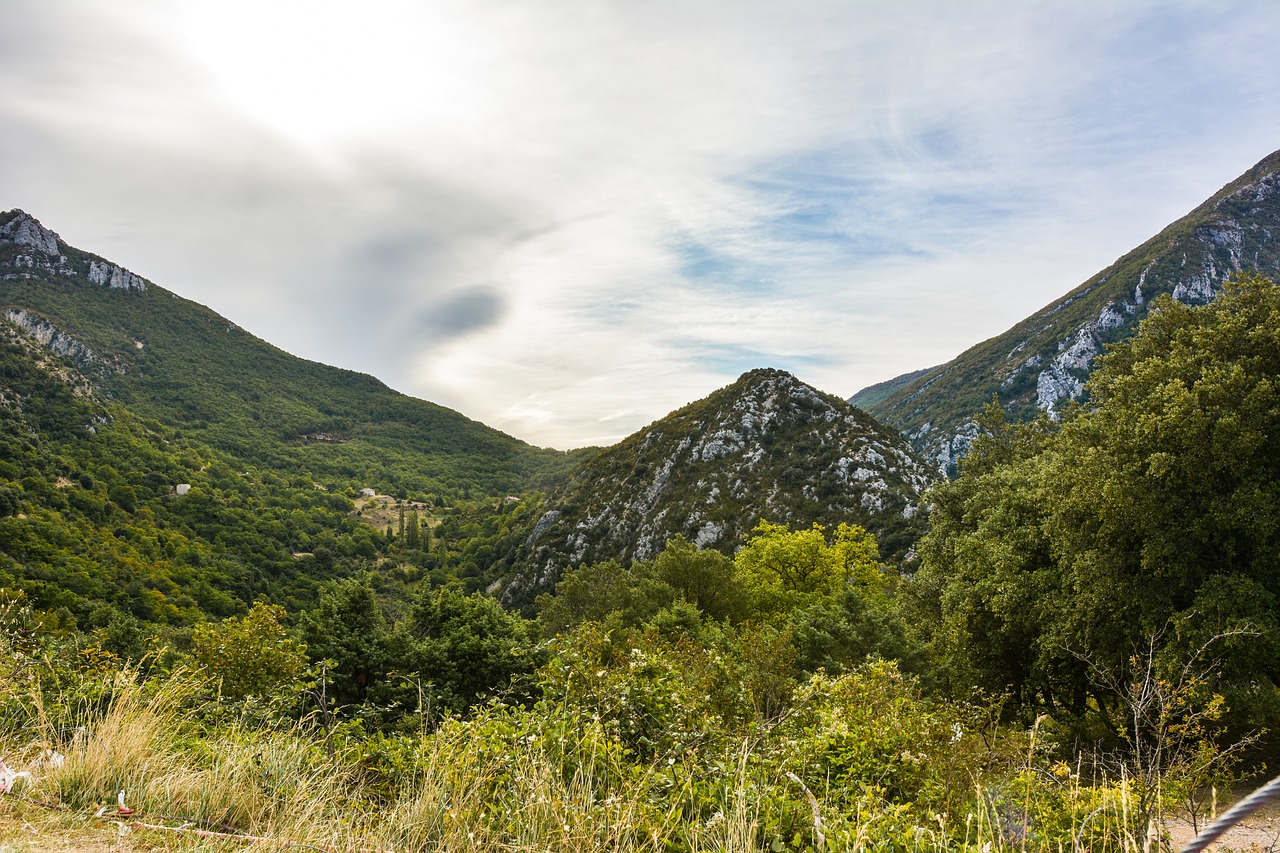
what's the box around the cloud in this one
[4,1,1280,447]
[416,286,507,347]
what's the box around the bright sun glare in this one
[172,0,501,155]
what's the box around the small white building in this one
[360,488,377,497]
[175,483,191,496]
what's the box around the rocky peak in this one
[0,210,61,255]
[88,259,147,292]
[501,368,937,607]
[0,209,147,291]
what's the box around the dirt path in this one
[1167,796,1280,852]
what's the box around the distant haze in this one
[4,1,1280,448]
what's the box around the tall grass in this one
[0,658,1200,852]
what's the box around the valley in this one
[4,149,1280,851]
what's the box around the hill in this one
[501,368,936,607]
[1,209,578,502]
[855,149,1280,469]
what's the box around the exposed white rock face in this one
[88,260,147,292]
[699,430,744,461]
[525,510,561,545]
[1095,302,1127,330]
[1135,263,1152,305]
[2,309,98,366]
[694,521,723,547]
[1034,326,1096,416]
[2,212,76,280]
[0,212,60,255]
[1036,365,1084,417]
[928,421,982,471]
[1172,269,1216,303]
[1000,353,1043,389]
[1205,222,1245,269]
[885,156,1280,474]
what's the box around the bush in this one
[191,602,306,701]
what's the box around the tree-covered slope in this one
[0,316,399,627]
[502,368,937,607]
[857,149,1280,469]
[0,209,578,502]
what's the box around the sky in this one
[4,1,1280,449]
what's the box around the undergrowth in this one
[0,621,1236,853]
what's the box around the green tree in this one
[735,520,884,616]
[406,510,421,549]
[298,578,394,706]
[652,534,747,622]
[918,274,1280,729]
[535,558,675,635]
[192,602,307,700]
[408,588,540,714]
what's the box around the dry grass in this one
[0,662,1233,853]
[5,668,363,850]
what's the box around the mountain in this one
[0,208,600,623]
[0,308,382,622]
[855,149,1280,469]
[500,368,937,608]
[847,366,936,412]
[0,209,578,501]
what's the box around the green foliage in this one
[780,661,972,814]
[298,578,542,723]
[917,274,1280,738]
[191,602,307,700]
[536,559,677,635]
[736,520,885,615]
[538,522,917,694]
[297,577,393,707]
[651,534,747,622]
[0,573,1253,853]
[431,494,551,594]
[407,586,541,714]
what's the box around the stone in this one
[0,211,60,255]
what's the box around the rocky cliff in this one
[853,149,1280,470]
[1,210,148,290]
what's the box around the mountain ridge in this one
[0,208,580,501]
[855,149,1280,468]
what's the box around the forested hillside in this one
[503,369,936,608]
